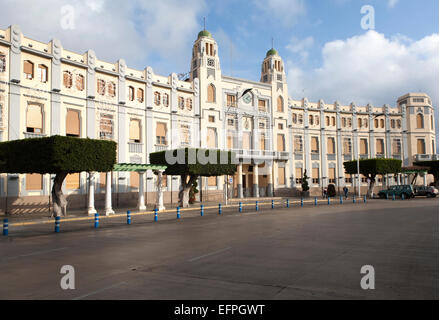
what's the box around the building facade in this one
[0,25,436,214]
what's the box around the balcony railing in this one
[128,142,143,153]
[24,132,46,139]
[392,154,402,160]
[155,145,169,152]
[414,154,433,162]
[327,154,336,161]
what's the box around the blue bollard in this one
[272,200,275,209]
[3,219,8,236]
[392,193,395,201]
[154,208,158,221]
[386,193,389,200]
[364,195,367,203]
[94,213,99,229]
[402,193,405,201]
[256,201,259,211]
[218,203,222,215]
[328,197,331,205]
[54,216,60,233]
[353,195,356,204]
[286,199,290,208]
[177,207,181,219]
[127,210,131,225]
[315,197,318,206]
[301,198,304,207]
[340,195,343,205]
[239,202,243,213]
[200,205,204,216]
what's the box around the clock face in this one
[242,92,252,104]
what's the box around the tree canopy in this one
[0,135,116,174]
[344,158,402,197]
[414,160,439,187]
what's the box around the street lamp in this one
[356,112,385,197]
[224,88,254,205]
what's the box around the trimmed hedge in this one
[0,135,117,174]
[344,158,402,176]
[150,148,237,176]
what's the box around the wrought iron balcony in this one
[155,145,169,152]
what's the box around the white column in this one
[87,172,97,215]
[155,170,166,212]
[237,163,243,198]
[138,171,146,211]
[105,171,114,215]
[424,172,428,186]
[253,164,259,198]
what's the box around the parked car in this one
[414,185,438,198]
[378,185,415,199]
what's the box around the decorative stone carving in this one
[10,24,21,54]
[303,98,308,109]
[118,59,126,81]
[384,104,390,114]
[350,102,357,113]
[319,99,325,110]
[87,50,96,75]
[171,73,178,91]
[52,39,62,66]
[194,78,199,97]
[146,66,153,88]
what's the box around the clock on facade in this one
[242,92,252,104]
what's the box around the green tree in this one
[414,160,439,187]
[150,148,237,207]
[344,159,402,198]
[0,136,116,217]
[302,169,310,193]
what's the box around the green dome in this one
[266,48,278,57]
[198,30,212,39]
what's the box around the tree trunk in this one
[178,174,198,208]
[367,177,376,199]
[51,172,68,217]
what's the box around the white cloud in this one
[286,36,314,60]
[0,0,206,72]
[287,30,439,108]
[388,0,399,8]
[254,0,306,26]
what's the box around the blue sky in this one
[1,0,439,107]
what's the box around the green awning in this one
[113,163,167,172]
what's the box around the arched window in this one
[309,115,314,126]
[277,96,284,112]
[315,115,320,125]
[26,104,43,133]
[186,98,193,111]
[391,119,395,129]
[129,119,141,143]
[326,116,330,126]
[97,79,106,96]
[162,93,169,107]
[342,117,346,128]
[380,119,385,128]
[292,113,297,124]
[108,81,116,97]
[178,96,185,109]
[128,86,134,101]
[207,84,215,103]
[0,53,6,72]
[38,64,48,83]
[331,117,336,127]
[416,113,424,129]
[397,119,402,129]
[358,118,362,128]
[66,109,80,137]
[76,74,84,91]
[374,119,379,128]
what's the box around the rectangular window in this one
[312,168,320,184]
[38,64,48,83]
[417,139,426,154]
[181,125,191,146]
[393,139,401,155]
[278,167,286,185]
[23,60,34,79]
[129,119,141,143]
[294,136,303,153]
[329,168,336,184]
[66,109,80,137]
[376,139,384,155]
[26,173,43,191]
[66,173,80,190]
[63,71,72,88]
[0,53,6,72]
[108,82,116,97]
[97,79,106,96]
[26,104,43,133]
[258,100,266,112]
[260,133,266,151]
[277,134,285,152]
[130,172,139,189]
[99,113,114,139]
[156,122,167,146]
[208,115,215,123]
[311,137,319,153]
[128,86,134,101]
[295,168,303,184]
[360,139,368,155]
[327,137,335,154]
[76,74,84,91]
[227,94,236,107]
[343,138,352,155]
[162,93,169,107]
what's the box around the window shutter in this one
[66,110,80,136]
[130,172,139,189]
[24,60,33,75]
[360,139,367,154]
[296,168,302,179]
[277,134,285,151]
[26,174,43,191]
[311,137,318,152]
[66,173,80,190]
[207,85,215,102]
[278,167,286,185]
[129,120,141,142]
[156,122,166,141]
[312,168,319,179]
[27,104,43,130]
